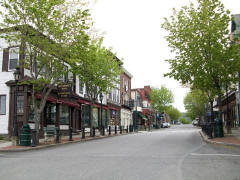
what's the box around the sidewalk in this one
[0,131,134,152]
[200,128,240,147]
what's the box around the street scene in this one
[1,0,240,179]
[1,125,240,180]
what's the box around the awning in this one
[57,99,80,108]
[78,99,91,105]
[138,113,148,120]
[36,93,57,103]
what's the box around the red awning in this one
[108,105,120,111]
[57,99,80,108]
[78,99,91,105]
[36,93,57,103]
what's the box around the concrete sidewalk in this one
[200,128,240,147]
[0,131,134,152]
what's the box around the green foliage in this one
[72,37,122,101]
[166,106,181,121]
[0,136,4,140]
[162,0,240,98]
[184,89,208,120]
[180,117,190,124]
[150,86,174,113]
[0,0,91,132]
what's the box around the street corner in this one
[199,131,240,148]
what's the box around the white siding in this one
[0,38,15,134]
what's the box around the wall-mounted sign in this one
[58,83,72,98]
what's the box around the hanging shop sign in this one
[58,83,72,98]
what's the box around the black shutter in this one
[2,48,9,72]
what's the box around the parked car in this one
[176,121,182,125]
[161,122,170,128]
[192,120,198,126]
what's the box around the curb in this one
[0,132,136,153]
[199,131,240,148]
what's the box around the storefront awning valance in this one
[57,99,80,108]
[36,93,57,103]
[78,99,91,105]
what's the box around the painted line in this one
[191,153,240,157]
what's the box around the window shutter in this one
[2,48,9,72]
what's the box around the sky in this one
[88,0,240,112]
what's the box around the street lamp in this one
[100,93,104,136]
[13,67,20,144]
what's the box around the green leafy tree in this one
[166,106,181,122]
[162,0,240,134]
[72,37,122,136]
[150,86,174,113]
[184,89,208,122]
[180,117,190,124]
[0,0,90,142]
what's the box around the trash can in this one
[20,124,31,146]
[214,119,224,138]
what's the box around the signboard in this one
[58,83,72,98]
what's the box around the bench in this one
[43,127,56,142]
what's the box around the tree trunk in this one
[33,108,41,145]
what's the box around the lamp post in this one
[13,67,20,145]
[100,93,104,136]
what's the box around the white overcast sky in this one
[89,0,240,112]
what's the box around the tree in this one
[150,86,174,113]
[162,0,240,134]
[184,89,208,122]
[0,0,90,142]
[72,37,122,136]
[180,117,190,124]
[166,106,181,122]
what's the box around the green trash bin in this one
[20,124,31,146]
[214,119,224,138]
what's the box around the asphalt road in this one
[1,125,240,180]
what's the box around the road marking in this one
[191,153,240,157]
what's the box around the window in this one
[59,105,69,125]
[9,47,19,70]
[46,104,56,124]
[59,65,68,82]
[0,95,6,115]
[124,78,128,91]
[92,107,98,128]
[82,105,90,127]
[17,95,24,113]
[79,80,84,94]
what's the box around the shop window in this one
[0,95,6,115]
[46,104,56,124]
[17,95,24,113]
[92,107,98,128]
[60,105,69,125]
[9,47,19,70]
[82,105,90,127]
[28,98,41,122]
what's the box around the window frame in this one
[79,80,84,94]
[8,47,19,71]
[16,94,24,114]
[0,95,6,115]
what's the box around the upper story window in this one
[59,65,68,82]
[9,47,19,70]
[0,95,6,115]
[79,80,84,94]
[124,78,128,91]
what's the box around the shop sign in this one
[58,83,72,98]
